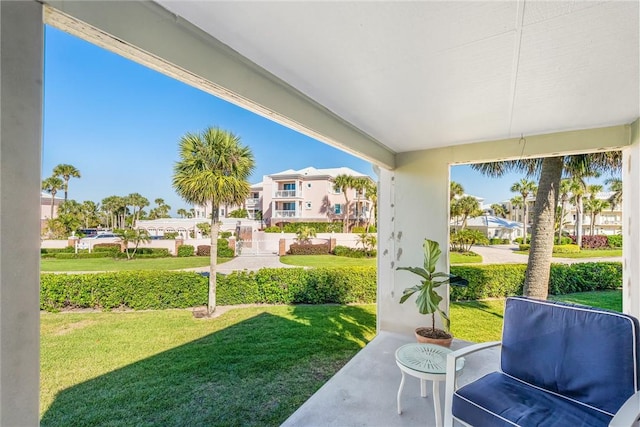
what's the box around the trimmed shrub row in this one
[607,234,622,248]
[40,267,377,311]
[450,262,622,301]
[552,244,580,253]
[177,245,195,257]
[333,245,377,258]
[288,243,330,255]
[196,240,235,257]
[571,235,610,249]
[489,238,511,245]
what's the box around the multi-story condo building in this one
[503,191,622,236]
[262,167,374,227]
[194,166,375,228]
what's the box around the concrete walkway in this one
[183,253,295,274]
[470,244,622,265]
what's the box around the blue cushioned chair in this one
[444,297,640,427]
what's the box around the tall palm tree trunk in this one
[208,209,219,315]
[576,197,584,247]
[523,157,563,299]
[523,205,528,244]
[557,201,566,244]
[50,195,55,219]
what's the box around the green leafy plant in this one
[397,239,467,333]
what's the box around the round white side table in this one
[395,343,465,427]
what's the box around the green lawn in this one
[40,256,231,272]
[450,290,622,342]
[514,249,622,258]
[40,290,620,425]
[40,304,377,426]
[279,255,377,267]
[450,251,482,264]
[552,249,622,258]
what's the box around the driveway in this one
[182,253,295,273]
[469,244,622,265]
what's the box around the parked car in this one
[77,233,121,249]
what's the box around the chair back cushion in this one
[501,296,640,415]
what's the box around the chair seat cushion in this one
[452,372,612,427]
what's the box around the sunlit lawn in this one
[40,304,377,426]
[279,255,377,267]
[40,256,231,272]
[450,290,622,342]
[513,249,621,258]
[450,251,482,264]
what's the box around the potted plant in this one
[397,238,467,347]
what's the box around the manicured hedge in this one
[40,266,377,311]
[196,240,235,257]
[288,243,330,255]
[333,245,376,258]
[177,245,194,257]
[41,271,206,311]
[607,235,622,248]
[54,252,114,259]
[574,235,610,249]
[283,222,342,233]
[450,262,622,301]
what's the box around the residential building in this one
[40,190,63,231]
[262,166,374,227]
[195,166,375,228]
[504,191,622,237]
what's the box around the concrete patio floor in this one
[282,331,501,427]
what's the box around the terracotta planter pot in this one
[415,327,453,348]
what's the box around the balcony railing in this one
[274,210,298,218]
[245,199,260,208]
[274,190,301,198]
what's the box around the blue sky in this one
[42,26,616,213]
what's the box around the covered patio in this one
[1,1,638,424]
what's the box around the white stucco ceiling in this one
[156,1,639,154]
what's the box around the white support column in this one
[623,119,640,317]
[0,1,43,424]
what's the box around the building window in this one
[305,202,312,210]
[283,183,296,190]
[334,204,342,214]
[252,192,259,199]
[282,202,295,211]
[306,183,312,189]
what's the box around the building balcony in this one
[274,190,302,198]
[274,210,298,218]
[245,198,260,208]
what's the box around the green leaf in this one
[439,310,451,332]
[423,239,442,274]
[397,266,430,281]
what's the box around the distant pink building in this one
[40,191,63,231]
[261,167,374,227]
[195,166,375,229]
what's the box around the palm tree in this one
[568,177,589,245]
[173,127,255,316]
[177,208,188,218]
[605,177,622,210]
[53,164,81,202]
[471,152,620,299]
[42,176,63,221]
[584,198,609,235]
[127,193,149,227]
[364,180,377,232]
[80,200,100,229]
[456,195,482,230]
[556,179,571,244]
[450,181,464,201]
[351,177,369,227]
[490,203,507,218]
[333,174,355,232]
[510,179,537,244]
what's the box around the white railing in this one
[274,210,298,218]
[245,199,260,208]
[274,190,301,198]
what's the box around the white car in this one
[77,233,121,250]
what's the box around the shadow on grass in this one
[452,300,505,320]
[41,306,376,427]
